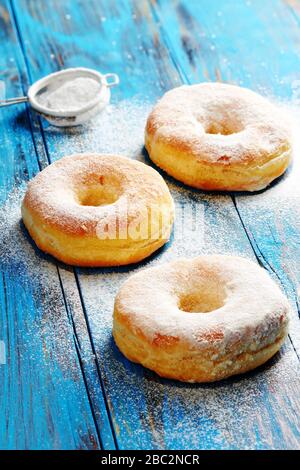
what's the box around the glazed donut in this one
[22,154,174,266]
[113,255,290,382]
[145,83,292,191]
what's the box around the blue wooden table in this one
[1,0,300,450]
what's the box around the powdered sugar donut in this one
[22,154,174,266]
[113,255,290,382]
[145,83,292,191]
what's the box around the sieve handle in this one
[102,73,120,88]
[0,96,29,108]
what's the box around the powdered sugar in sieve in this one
[0,67,119,127]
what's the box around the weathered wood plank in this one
[6,0,119,449]
[0,0,104,449]
[11,0,300,449]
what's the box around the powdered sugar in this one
[0,187,85,378]
[37,77,102,113]
[45,98,153,157]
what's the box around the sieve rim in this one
[28,67,117,118]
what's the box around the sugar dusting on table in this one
[1,98,300,448]
[0,187,85,378]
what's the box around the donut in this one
[22,154,174,266]
[145,83,292,191]
[113,255,290,382]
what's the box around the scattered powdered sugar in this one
[234,101,300,348]
[0,187,86,381]
[44,98,153,157]
[37,76,102,113]
[1,97,300,449]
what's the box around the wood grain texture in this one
[0,0,106,450]
[0,0,299,449]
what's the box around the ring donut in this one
[22,154,174,266]
[113,255,290,382]
[145,83,292,191]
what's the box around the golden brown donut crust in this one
[22,154,174,266]
[113,255,290,382]
[145,83,292,191]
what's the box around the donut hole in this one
[179,284,226,314]
[77,182,122,207]
[205,120,244,136]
